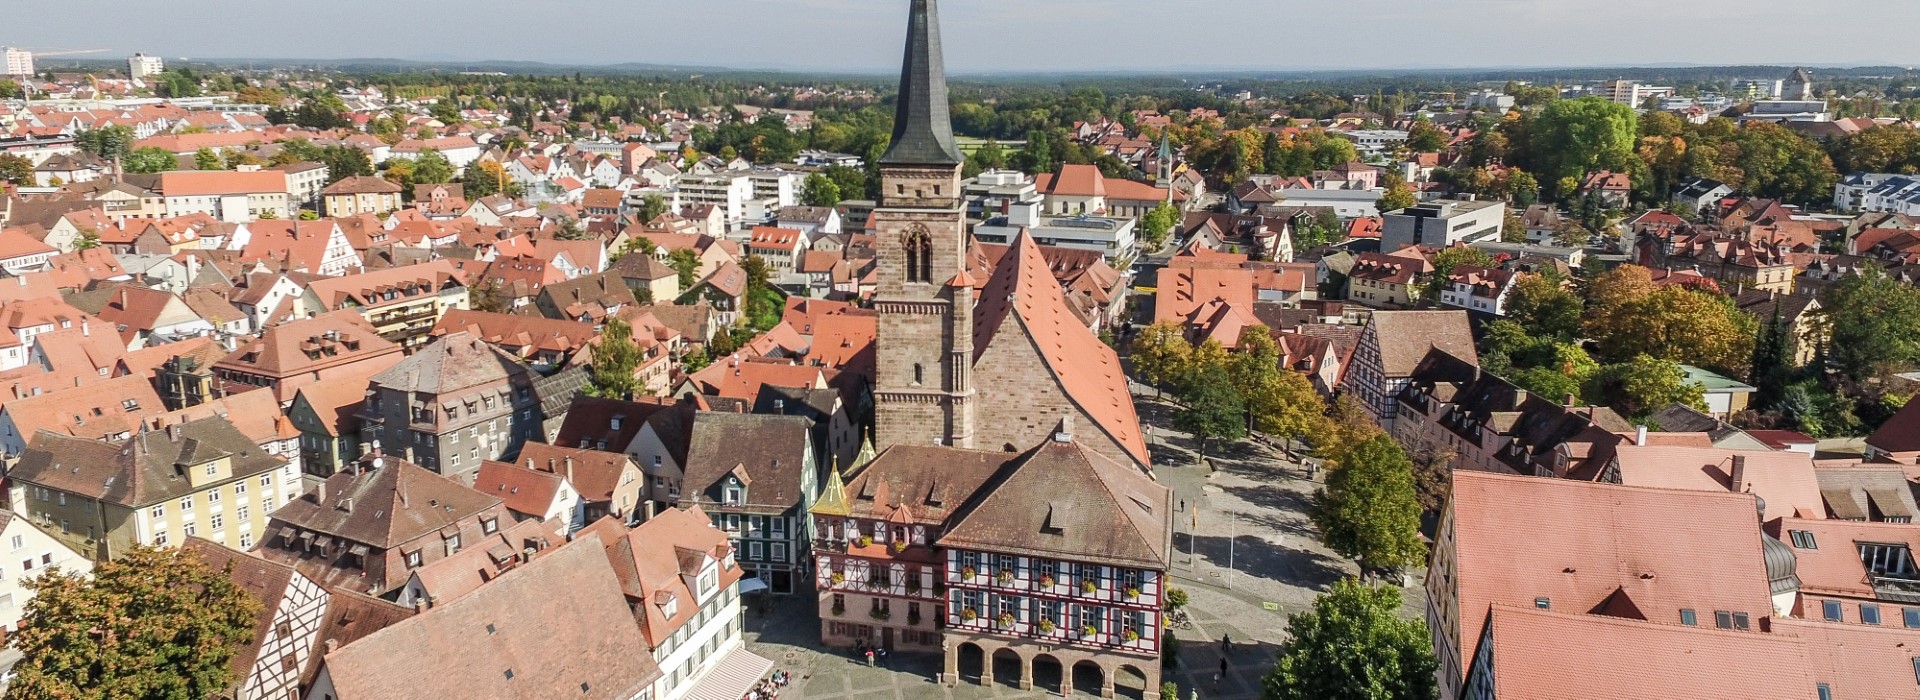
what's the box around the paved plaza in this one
[740,392,1424,700]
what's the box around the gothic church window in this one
[903,227,933,283]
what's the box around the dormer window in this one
[724,486,743,505]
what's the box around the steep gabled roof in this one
[972,230,1147,465]
[267,455,501,549]
[940,438,1171,569]
[315,532,660,700]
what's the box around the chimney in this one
[1563,393,1576,407]
[1054,414,1074,443]
[324,639,339,655]
[166,423,182,442]
[1730,455,1747,493]
[564,456,574,484]
[316,481,327,503]
[1635,425,1648,446]
[412,599,427,614]
[340,497,353,513]
[82,319,89,337]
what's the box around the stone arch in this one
[1031,653,1067,695]
[990,647,1024,690]
[1115,662,1156,700]
[954,642,987,684]
[1072,659,1106,697]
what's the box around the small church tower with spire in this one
[872,0,977,451]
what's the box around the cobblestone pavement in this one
[744,391,1422,700]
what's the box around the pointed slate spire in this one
[879,0,964,166]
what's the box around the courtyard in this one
[740,392,1423,699]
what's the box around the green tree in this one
[1310,434,1426,573]
[1529,97,1638,189]
[801,172,842,207]
[1584,354,1708,421]
[430,98,462,126]
[1173,363,1246,461]
[668,248,702,289]
[1405,118,1447,153]
[1820,266,1920,382]
[822,164,870,202]
[409,149,455,186]
[0,79,19,100]
[1833,126,1920,175]
[1501,211,1529,243]
[0,154,33,184]
[1231,327,1331,450]
[74,230,101,250]
[587,318,645,398]
[553,218,595,241]
[1731,122,1837,205]
[292,94,350,130]
[318,146,374,182]
[1505,273,1584,341]
[1376,173,1417,213]
[1139,202,1181,250]
[77,124,135,160]
[124,147,178,174]
[461,160,508,198]
[193,147,227,171]
[470,278,509,313]
[1586,284,1758,375]
[638,194,669,223]
[1262,578,1437,700]
[1504,169,1540,207]
[7,546,262,700]
[1130,321,1194,398]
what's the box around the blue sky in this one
[8,0,1919,73]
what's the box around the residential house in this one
[1577,170,1633,208]
[579,506,765,700]
[1437,265,1519,316]
[679,412,816,594]
[288,372,380,479]
[253,450,511,597]
[1672,177,1734,212]
[0,373,165,456]
[212,310,403,407]
[182,539,328,700]
[681,261,748,328]
[0,513,93,638]
[1032,163,1185,219]
[151,171,292,222]
[513,442,644,529]
[607,252,682,304]
[321,176,403,218]
[1735,290,1823,367]
[358,331,539,484]
[1338,310,1478,429]
[1427,472,1782,700]
[305,531,661,700]
[1866,399,1920,464]
[746,226,807,278]
[430,309,599,372]
[471,459,579,528]
[535,272,640,325]
[9,415,294,561]
[301,260,469,351]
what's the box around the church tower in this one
[872,0,976,451]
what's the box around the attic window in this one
[503,669,514,680]
[486,623,496,635]
[1789,530,1817,549]
[1533,597,1550,610]
[1679,609,1697,626]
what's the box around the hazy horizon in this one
[7,0,1919,75]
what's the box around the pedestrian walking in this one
[865,649,875,667]
[878,648,889,667]
[1220,657,1229,676]
[1221,633,1232,655]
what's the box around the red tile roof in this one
[1445,471,1777,684]
[974,230,1147,466]
[1609,445,1824,521]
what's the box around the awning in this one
[680,647,774,700]
[737,577,769,595]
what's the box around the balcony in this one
[370,307,438,327]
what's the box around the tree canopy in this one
[8,546,262,700]
[587,318,644,398]
[1311,434,1426,572]
[1262,578,1438,700]
[1820,267,1920,383]
[1529,97,1638,191]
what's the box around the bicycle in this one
[1166,608,1194,630]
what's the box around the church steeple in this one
[879,0,963,166]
